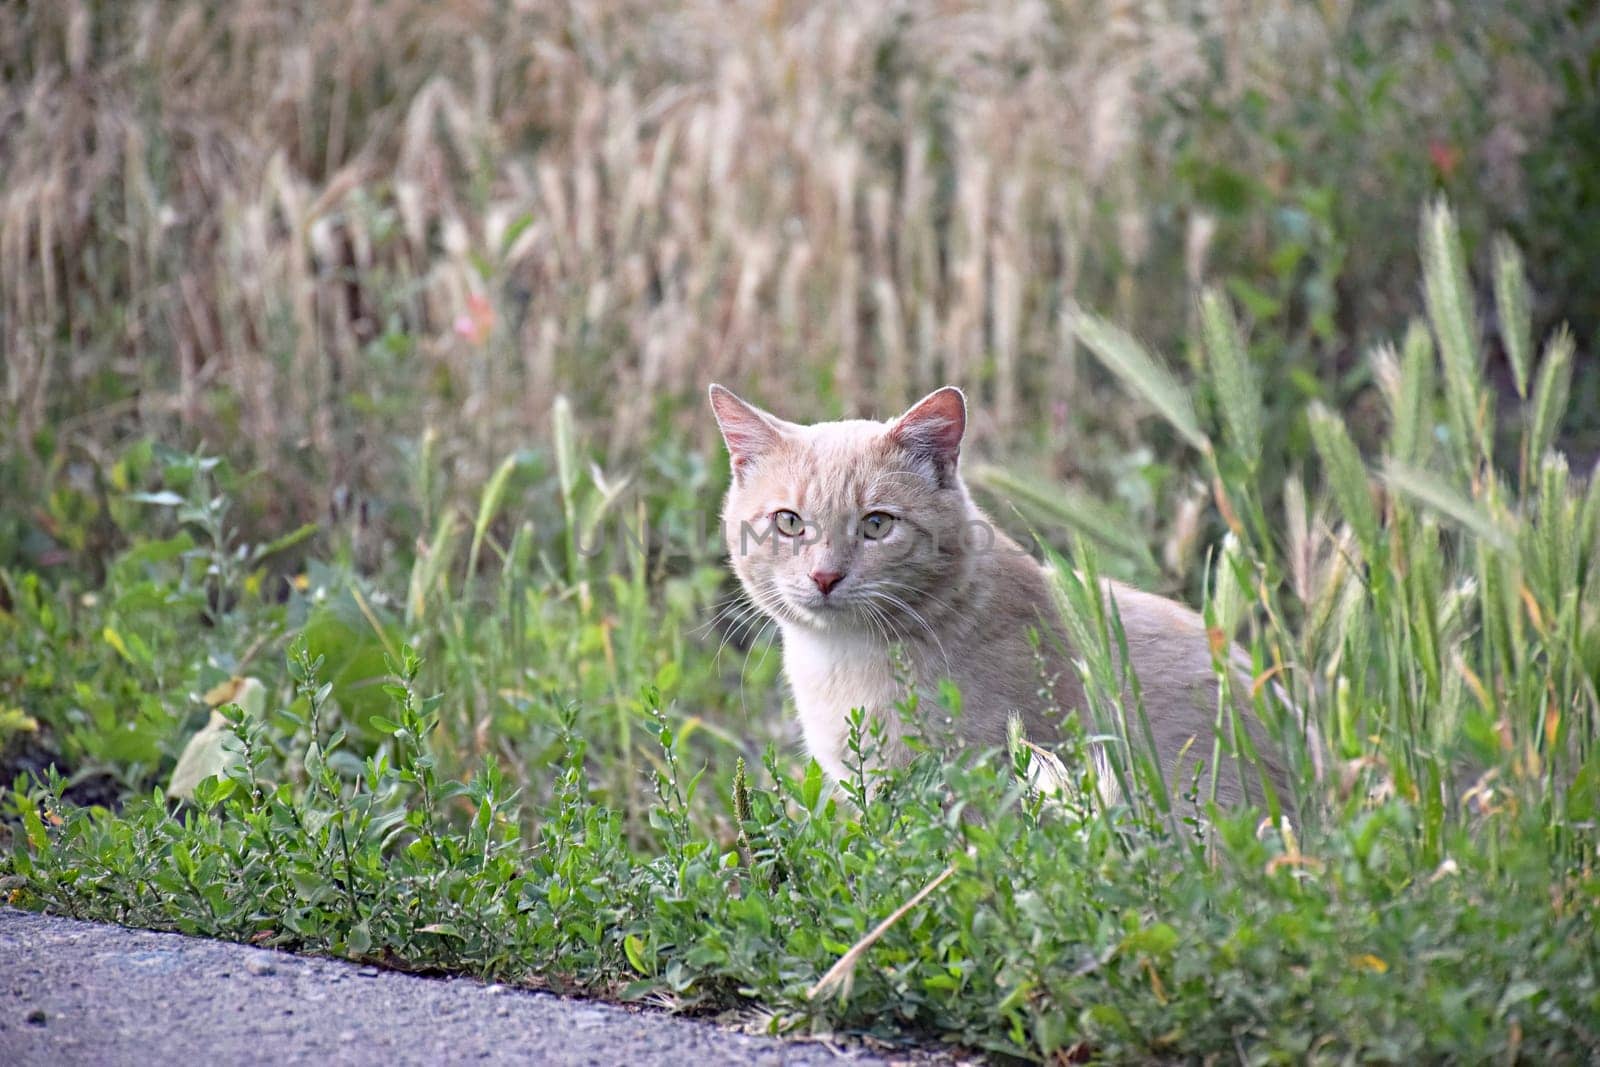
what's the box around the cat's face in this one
[710,385,978,636]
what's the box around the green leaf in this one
[1120,922,1180,958]
[1071,310,1209,453]
[289,868,327,899]
[191,775,238,807]
[1199,289,1262,470]
[468,451,525,581]
[653,659,681,695]
[1224,277,1281,320]
[967,464,1158,577]
[251,523,319,563]
[499,212,535,257]
[406,513,461,626]
[623,933,651,975]
[1309,403,1378,559]
[1491,234,1532,399]
[102,626,148,668]
[1421,199,1489,466]
[1381,460,1513,551]
[801,759,824,811]
[1393,322,1435,467]
[418,923,463,939]
[1528,327,1574,474]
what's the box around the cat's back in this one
[949,549,1215,678]
[1101,578,1216,680]
[951,558,1284,803]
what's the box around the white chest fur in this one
[779,624,905,781]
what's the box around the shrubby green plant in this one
[8,661,1597,1061]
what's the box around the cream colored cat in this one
[710,383,1298,810]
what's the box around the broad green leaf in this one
[624,933,651,975]
[801,758,824,811]
[167,710,241,802]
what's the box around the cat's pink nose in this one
[810,569,844,595]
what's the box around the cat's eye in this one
[860,512,895,540]
[773,509,806,537]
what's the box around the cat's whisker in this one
[697,586,777,633]
[871,589,953,678]
[866,580,965,669]
[693,591,756,637]
[728,579,790,714]
[855,598,895,652]
[709,599,771,668]
[697,595,758,643]
[704,591,766,646]
[707,578,796,670]
[740,615,782,707]
[867,578,961,621]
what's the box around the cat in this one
[709,382,1305,812]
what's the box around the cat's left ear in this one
[890,386,966,485]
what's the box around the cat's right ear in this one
[890,386,966,486]
[709,384,788,480]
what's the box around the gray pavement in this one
[0,908,937,1066]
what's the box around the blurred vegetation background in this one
[4,0,1597,566]
[1,0,1598,800]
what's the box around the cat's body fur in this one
[710,384,1296,810]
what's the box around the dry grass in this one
[0,1,1567,524]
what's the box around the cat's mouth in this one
[777,582,878,631]
[753,576,892,636]
[783,586,846,619]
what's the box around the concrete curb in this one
[0,909,922,1066]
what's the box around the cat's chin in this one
[779,599,837,628]
[776,594,885,638]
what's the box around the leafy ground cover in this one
[3,3,1600,1061]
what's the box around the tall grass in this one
[1062,201,1599,865]
[0,1,1577,541]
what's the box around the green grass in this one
[4,202,1599,1061]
